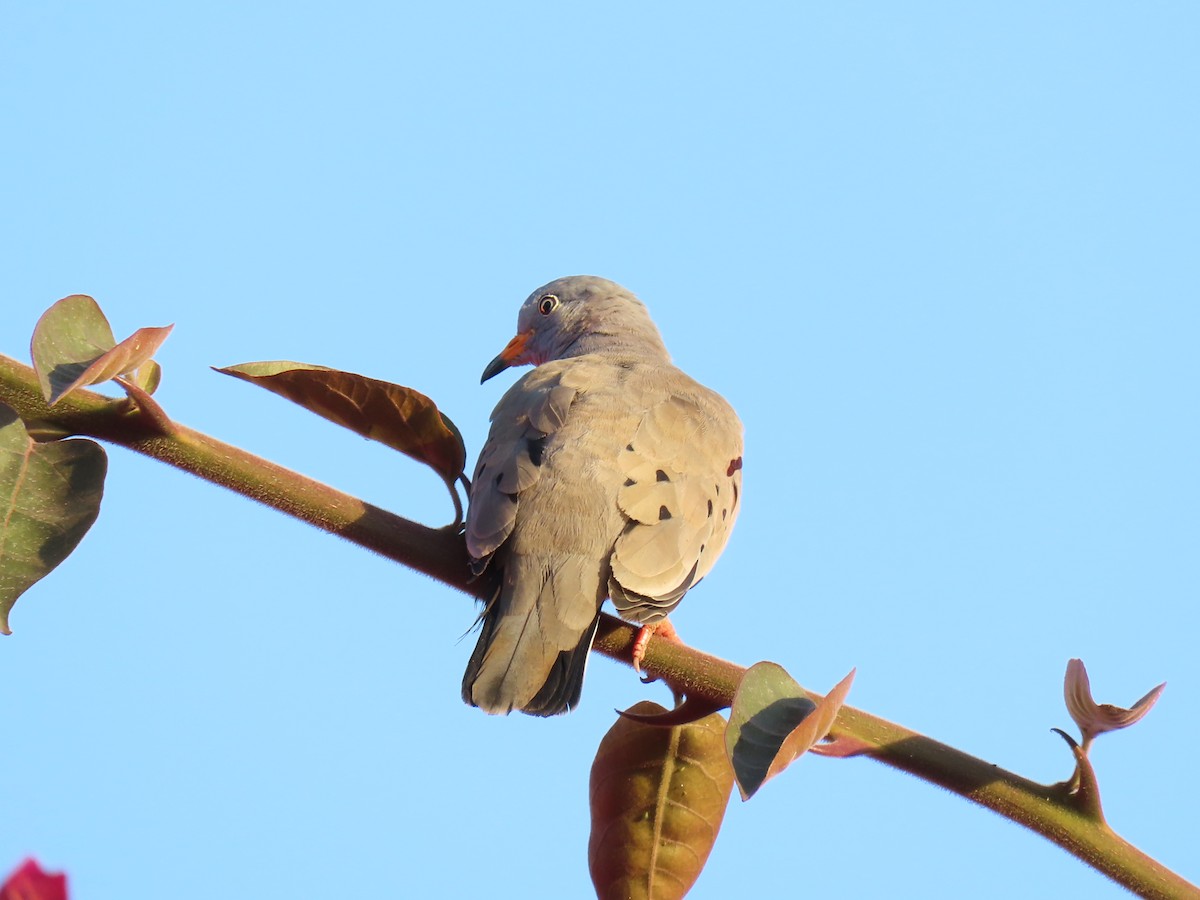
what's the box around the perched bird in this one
[463,276,743,716]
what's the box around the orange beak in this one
[481,329,534,383]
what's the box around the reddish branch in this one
[0,352,1193,900]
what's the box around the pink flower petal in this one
[1,858,68,900]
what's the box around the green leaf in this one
[725,663,855,800]
[131,359,163,395]
[725,663,815,800]
[0,403,107,634]
[590,700,734,900]
[216,362,468,486]
[30,295,117,404]
[30,294,173,405]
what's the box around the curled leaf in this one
[590,700,734,900]
[31,295,172,405]
[1064,658,1165,752]
[0,857,68,900]
[0,404,107,634]
[763,668,855,783]
[216,362,467,488]
[615,694,726,727]
[725,662,854,800]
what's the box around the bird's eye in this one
[538,294,560,315]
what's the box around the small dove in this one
[463,276,743,715]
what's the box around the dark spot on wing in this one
[527,436,546,466]
[658,505,672,521]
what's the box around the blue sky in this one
[2,3,1197,897]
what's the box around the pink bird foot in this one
[631,619,681,675]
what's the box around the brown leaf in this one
[590,701,734,900]
[216,362,467,486]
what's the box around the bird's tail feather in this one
[461,558,601,716]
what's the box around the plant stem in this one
[0,352,1194,899]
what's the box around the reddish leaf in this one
[1,858,68,900]
[0,404,107,634]
[1064,658,1165,753]
[590,700,734,900]
[30,295,172,406]
[763,668,854,784]
[61,325,173,399]
[216,362,467,486]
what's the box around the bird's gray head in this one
[481,275,669,383]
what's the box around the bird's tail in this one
[461,556,602,716]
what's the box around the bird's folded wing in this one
[465,366,584,565]
[609,390,743,622]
